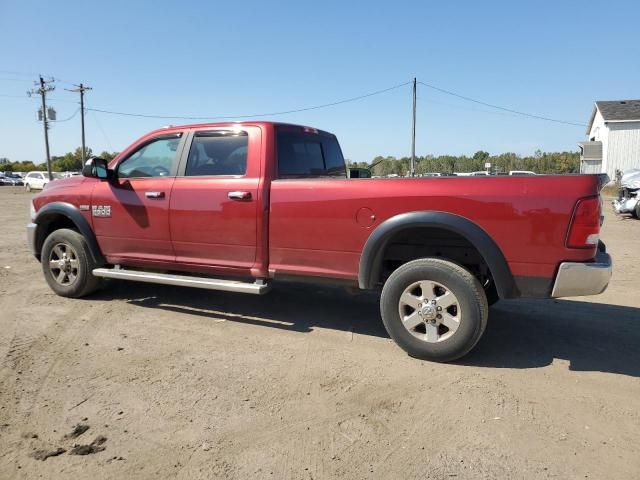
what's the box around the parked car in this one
[0,172,24,186]
[24,171,52,191]
[509,170,536,176]
[26,122,612,362]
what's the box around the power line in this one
[4,78,587,128]
[0,70,75,85]
[87,105,114,152]
[417,81,587,127]
[0,92,79,103]
[417,96,526,118]
[0,70,41,78]
[50,108,80,122]
[84,81,412,120]
[0,93,29,99]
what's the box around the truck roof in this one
[146,121,335,137]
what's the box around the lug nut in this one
[431,300,437,304]
[436,314,442,319]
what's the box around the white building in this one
[579,100,640,180]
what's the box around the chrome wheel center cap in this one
[421,304,436,320]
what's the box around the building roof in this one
[596,100,640,121]
[587,100,640,134]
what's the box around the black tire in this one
[41,228,102,298]
[380,258,488,362]
[634,201,640,219]
[25,183,32,192]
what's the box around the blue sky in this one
[1,0,639,163]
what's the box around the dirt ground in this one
[0,187,638,480]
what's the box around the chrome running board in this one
[92,267,270,295]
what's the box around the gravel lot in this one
[1,187,639,479]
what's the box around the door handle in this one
[145,191,165,199]
[227,191,252,201]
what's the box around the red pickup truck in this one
[27,122,612,361]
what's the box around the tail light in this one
[566,196,601,248]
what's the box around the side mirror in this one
[349,168,372,179]
[82,157,110,180]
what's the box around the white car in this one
[24,171,52,191]
[509,170,536,176]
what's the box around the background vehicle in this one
[26,122,612,362]
[509,170,536,176]
[24,171,51,191]
[613,168,640,218]
[0,172,24,186]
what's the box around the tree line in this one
[0,148,119,173]
[348,150,581,176]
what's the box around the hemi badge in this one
[79,204,90,211]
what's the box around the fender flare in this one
[34,202,105,265]
[358,211,518,298]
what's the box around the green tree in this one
[99,151,119,161]
[472,150,490,163]
[52,147,94,171]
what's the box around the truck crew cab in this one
[27,122,612,361]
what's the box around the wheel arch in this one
[34,202,105,265]
[358,211,518,299]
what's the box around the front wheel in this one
[41,228,102,298]
[25,183,32,192]
[380,258,488,362]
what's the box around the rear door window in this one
[185,131,248,176]
[277,128,346,178]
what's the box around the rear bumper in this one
[26,223,38,256]
[551,248,612,298]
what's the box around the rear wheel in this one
[380,258,488,362]
[41,229,102,298]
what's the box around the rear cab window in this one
[276,126,346,178]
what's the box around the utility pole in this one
[411,77,417,177]
[28,76,55,180]
[66,83,92,163]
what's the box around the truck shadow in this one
[98,280,387,337]
[92,282,640,378]
[462,299,640,377]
